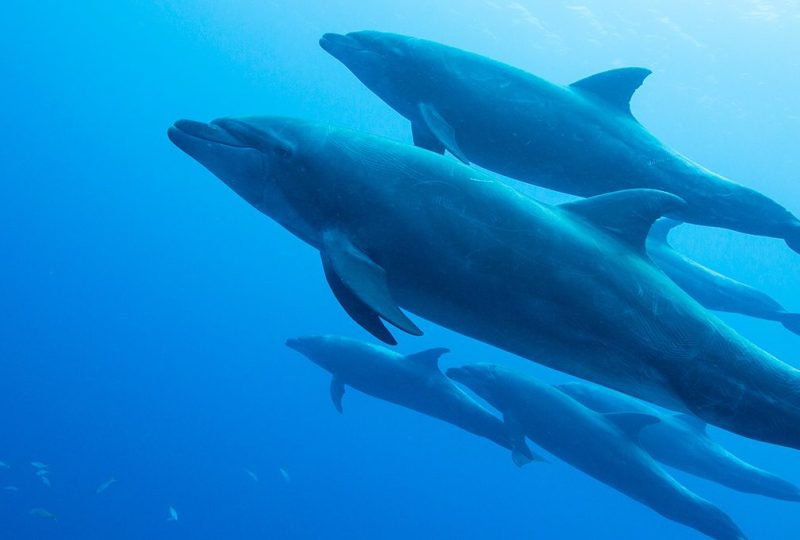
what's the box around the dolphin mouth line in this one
[319,33,362,54]
[169,120,254,149]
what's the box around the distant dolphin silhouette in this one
[168,116,800,450]
[285,335,537,464]
[448,364,746,540]
[320,31,800,254]
[648,219,800,336]
[559,381,800,501]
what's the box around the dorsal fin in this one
[673,413,707,435]
[570,67,652,116]
[405,347,450,369]
[648,218,683,245]
[604,412,660,438]
[560,189,686,253]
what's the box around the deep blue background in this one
[1,1,798,538]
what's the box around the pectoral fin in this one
[418,103,470,164]
[503,413,542,467]
[412,121,445,155]
[330,376,345,414]
[321,230,422,344]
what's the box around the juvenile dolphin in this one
[285,335,537,464]
[559,381,800,501]
[648,219,800,336]
[320,31,800,253]
[168,116,800,449]
[447,364,746,540]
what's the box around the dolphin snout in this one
[168,119,248,148]
[319,33,360,56]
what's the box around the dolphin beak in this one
[168,119,249,149]
[319,33,360,57]
[285,338,307,355]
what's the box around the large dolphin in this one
[320,31,800,254]
[284,334,537,464]
[559,381,800,501]
[447,364,746,540]
[648,219,800,336]
[167,116,800,449]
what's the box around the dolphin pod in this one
[168,117,800,451]
[648,219,800,336]
[284,334,537,464]
[320,31,800,255]
[447,364,747,540]
[558,381,800,501]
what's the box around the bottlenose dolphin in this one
[559,381,800,501]
[648,219,800,336]
[447,364,746,540]
[168,116,800,449]
[320,31,800,253]
[285,335,536,464]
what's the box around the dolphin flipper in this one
[503,413,542,467]
[322,257,398,345]
[330,376,345,413]
[321,231,422,343]
[418,103,470,164]
[569,67,652,117]
[411,122,445,155]
[560,189,686,253]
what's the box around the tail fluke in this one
[785,226,800,255]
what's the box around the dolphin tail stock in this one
[778,312,800,337]
[786,225,800,256]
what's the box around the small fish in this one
[40,475,51,488]
[0,461,9,469]
[30,461,48,469]
[3,485,19,492]
[167,506,178,521]
[244,469,259,482]
[30,507,57,521]
[96,476,117,494]
[35,469,49,477]
[279,468,290,484]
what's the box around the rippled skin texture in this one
[321,31,800,252]
[448,365,746,540]
[169,117,800,450]
[559,382,800,501]
[285,335,524,455]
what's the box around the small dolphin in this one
[3,485,19,492]
[30,507,57,521]
[448,364,746,540]
[168,506,178,521]
[35,469,48,477]
[95,476,117,494]
[244,469,259,482]
[648,219,800,336]
[286,335,537,465]
[169,116,800,449]
[321,31,800,254]
[40,475,51,488]
[30,461,47,469]
[0,461,9,469]
[279,468,291,485]
[559,382,800,501]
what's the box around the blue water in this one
[1,1,798,538]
